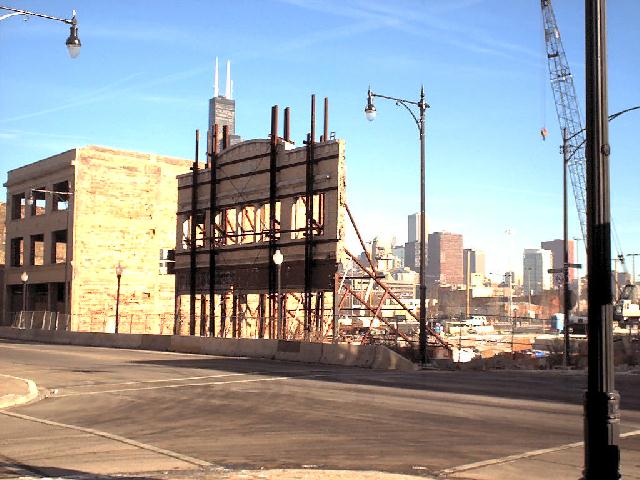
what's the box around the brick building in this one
[427,232,463,287]
[3,146,192,332]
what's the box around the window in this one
[258,202,280,241]
[52,230,67,264]
[30,234,45,265]
[290,194,325,239]
[10,237,24,267]
[53,181,70,211]
[30,188,46,216]
[238,205,256,244]
[180,211,206,250]
[11,193,25,220]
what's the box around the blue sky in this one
[1,0,639,278]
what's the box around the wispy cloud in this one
[0,73,144,123]
[277,0,539,65]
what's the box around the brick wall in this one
[70,146,192,332]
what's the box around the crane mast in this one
[541,0,588,241]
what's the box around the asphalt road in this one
[1,338,639,479]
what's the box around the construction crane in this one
[540,0,588,242]
[540,0,628,274]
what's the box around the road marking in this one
[54,373,329,397]
[0,374,39,409]
[437,429,640,475]
[0,409,214,468]
[61,371,260,389]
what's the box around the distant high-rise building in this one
[404,241,420,272]
[427,232,463,286]
[541,239,576,287]
[463,249,486,285]
[209,58,241,148]
[523,248,554,295]
[408,213,422,242]
[392,245,405,269]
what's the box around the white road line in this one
[61,371,260,389]
[54,373,330,397]
[0,409,214,468]
[0,374,39,409]
[438,429,640,475]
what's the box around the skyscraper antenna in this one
[214,57,219,97]
[225,60,231,99]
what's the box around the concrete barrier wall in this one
[0,327,415,371]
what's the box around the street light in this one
[0,5,81,58]
[115,263,123,334]
[365,85,430,364]
[20,271,28,312]
[583,1,619,476]
[272,250,284,339]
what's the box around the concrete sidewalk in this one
[0,373,39,409]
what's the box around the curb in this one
[0,374,39,409]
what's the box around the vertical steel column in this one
[220,292,227,337]
[304,95,316,341]
[209,125,219,336]
[323,97,329,143]
[199,294,206,336]
[232,288,238,338]
[189,130,200,336]
[583,0,620,477]
[284,107,290,143]
[333,272,339,342]
[268,106,279,339]
[258,293,265,338]
[562,130,571,366]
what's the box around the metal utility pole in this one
[627,253,640,285]
[465,250,471,318]
[583,0,620,477]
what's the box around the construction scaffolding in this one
[174,95,451,358]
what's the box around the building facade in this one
[3,146,192,332]
[523,248,554,295]
[463,248,485,287]
[427,232,463,286]
[541,239,576,287]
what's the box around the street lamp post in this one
[583,0,620,477]
[365,85,430,364]
[20,271,28,313]
[115,263,123,334]
[0,5,81,57]
[273,250,284,339]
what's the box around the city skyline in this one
[1,1,639,278]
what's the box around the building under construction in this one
[174,96,347,341]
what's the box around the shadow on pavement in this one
[0,459,161,479]
[129,356,640,410]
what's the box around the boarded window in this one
[52,230,67,264]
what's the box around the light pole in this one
[583,0,619,476]
[115,263,123,334]
[0,5,81,57]
[20,271,28,313]
[574,236,583,312]
[365,85,429,364]
[273,249,284,339]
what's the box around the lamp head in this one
[273,249,284,266]
[115,263,124,277]
[66,13,81,59]
[20,271,29,283]
[365,87,376,121]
